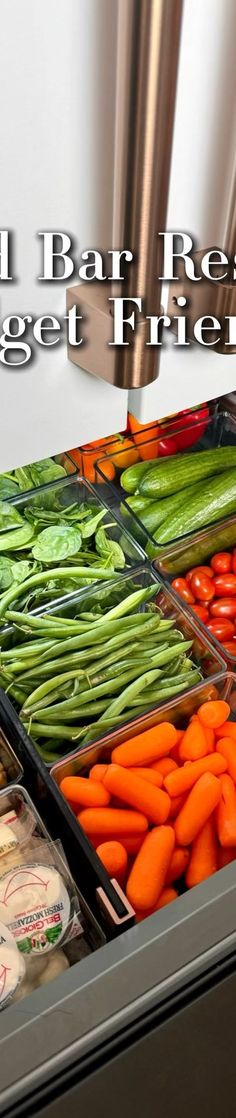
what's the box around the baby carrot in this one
[198,700,230,729]
[126,826,175,910]
[60,775,110,810]
[104,764,170,825]
[164,752,227,798]
[203,726,215,752]
[78,807,148,837]
[171,730,184,763]
[169,795,186,819]
[215,721,236,742]
[89,764,109,782]
[218,847,236,868]
[185,818,218,888]
[96,841,128,884]
[215,774,236,847]
[179,720,208,762]
[190,716,215,752]
[166,846,189,883]
[152,758,178,776]
[156,886,178,909]
[129,767,163,787]
[175,773,221,846]
[89,832,144,854]
[216,737,236,784]
[135,887,177,922]
[111,723,178,768]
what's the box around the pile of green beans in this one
[0,584,201,762]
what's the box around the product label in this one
[0,921,25,1007]
[0,822,18,859]
[0,864,71,955]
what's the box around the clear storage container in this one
[96,408,236,554]
[52,672,235,924]
[0,453,76,503]
[0,731,23,789]
[155,515,236,669]
[0,475,145,622]
[1,567,225,766]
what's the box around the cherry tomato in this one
[210,598,236,619]
[211,552,232,574]
[222,642,236,655]
[172,577,195,604]
[214,574,236,597]
[207,619,235,642]
[186,566,214,582]
[232,551,236,576]
[190,572,215,602]
[191,604,209,623]
[157,436,178,456]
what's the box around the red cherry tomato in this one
[211,551,232,574]
[191,604,209,623]
[222,641,236,655]
[173,407,209,450]
[214,574,236,597]
[172,577,195,604]
[186,566,214,582]
[207,619,235,642]
[190,572,215,602]
[232,551,236,575]
[158,436,178,456]
[210,598,236,619]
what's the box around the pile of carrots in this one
[59,698,236,921]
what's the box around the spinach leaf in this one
[0,557,15,590]
[0,523,35,551]
[81,509,106,539]
[32,524,82,563]
[14,466,34,491]
[0,502,25,532]
[0,477,19,499]
[11,560,34,584]
[0,557,33,591]
[95,526,125,569]
[29,459,66,486]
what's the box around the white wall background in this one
[1,0,236,464]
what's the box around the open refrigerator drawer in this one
[1,673,236,1117]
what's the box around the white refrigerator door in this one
[129,0,236,422]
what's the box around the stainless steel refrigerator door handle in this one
[67,0,183,388]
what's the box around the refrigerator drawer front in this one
[1,859,236,1107]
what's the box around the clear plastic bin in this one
[96,408,236,554]
[51,671,232,787]
[155,515,236,670]
[1,566,225,765]
[0,732,23,788]
[0,454,77,503]
[51,672,235,923]
[0,475,145,621]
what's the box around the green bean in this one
[0,565,119,619]
[22,722,87,740]
[89,666,168,729]
[23,662,165,720]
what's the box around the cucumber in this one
[120,460,157,494]
[139,481,201,539]
[162,521,236,576]
[157,468,236,544]
[139,447,236,499]
[125,495,153,513]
